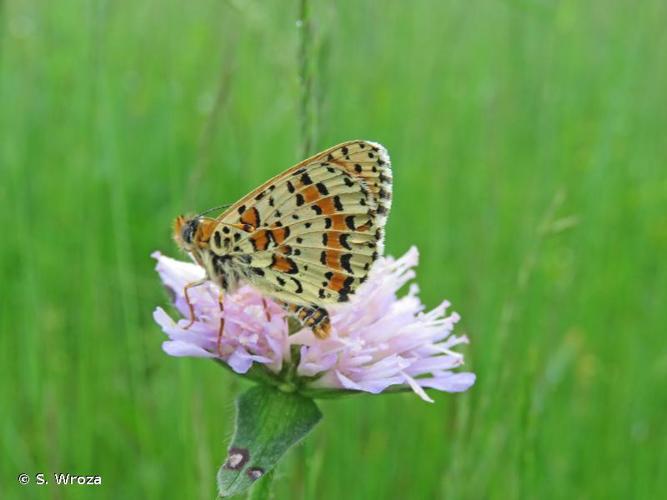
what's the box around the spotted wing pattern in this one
[203,141,391,336]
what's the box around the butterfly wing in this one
[212,140,392,305]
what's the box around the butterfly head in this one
[173,215,201,251]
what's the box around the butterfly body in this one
[174,140,392,338]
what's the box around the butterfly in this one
[173,140,392,339]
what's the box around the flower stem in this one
[217,386,322,497]
[297,0,313,158]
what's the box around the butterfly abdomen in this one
[283,302,332,339]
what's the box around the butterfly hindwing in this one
[209,140,391,307]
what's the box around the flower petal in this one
[152,247,475,402]
[162,340,216,358]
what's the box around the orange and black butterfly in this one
[173,140,392,338]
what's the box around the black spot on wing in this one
[340,276,354,298]
[341,253,353,273]
[270,254,298,274]
[290,277,303,294]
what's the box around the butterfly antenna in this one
[197,203,233,217]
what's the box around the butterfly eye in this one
[182,218,200,244]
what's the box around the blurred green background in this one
[1,0,666,498]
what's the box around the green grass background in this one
[1,0,666,498]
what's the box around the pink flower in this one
[152,247,475,402]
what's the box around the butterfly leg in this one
[216,291,225,357]
[261,298,272,322]
[183,278,207,329]
[284,303,331,339]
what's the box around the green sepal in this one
[217,385,322,497]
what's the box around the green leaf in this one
[217,385,322,498]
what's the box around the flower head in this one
[153,247,475,402]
